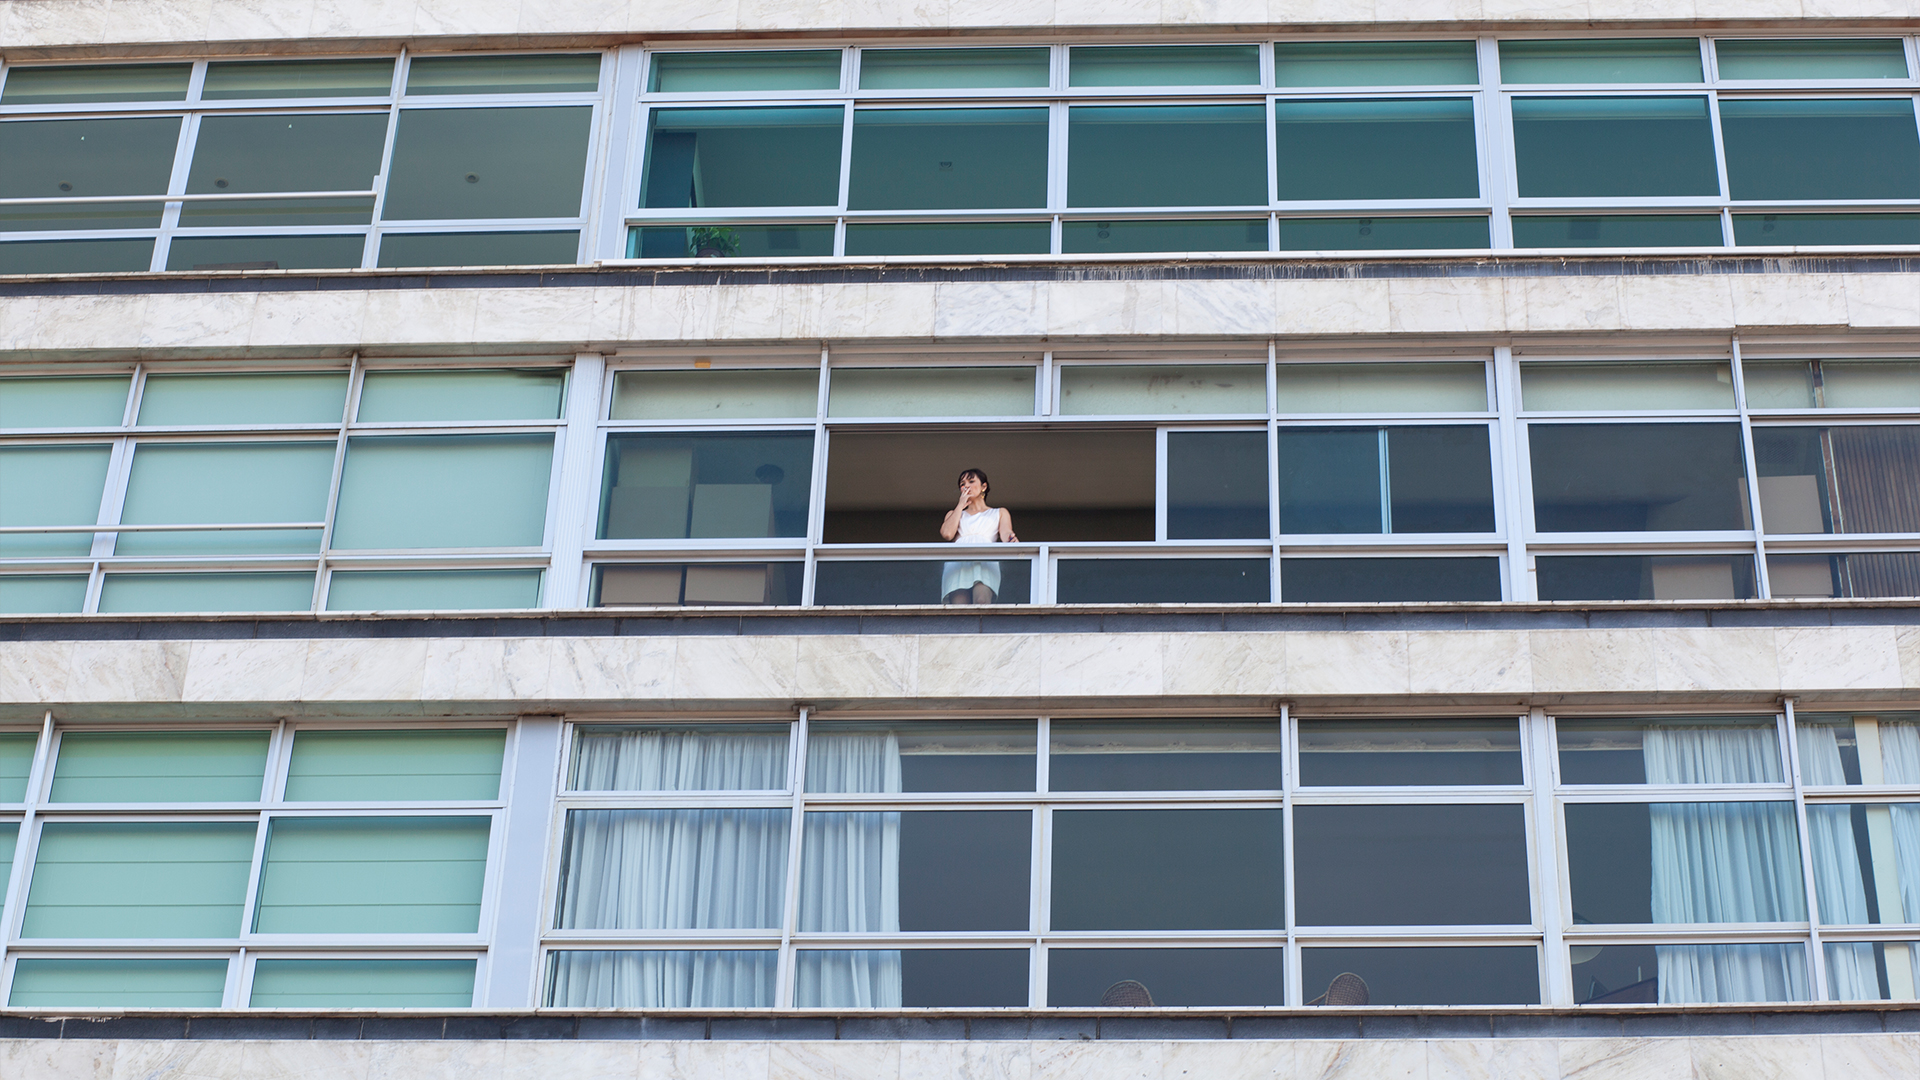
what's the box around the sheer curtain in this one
[1644,725,1808,1003]
[571,726,788,791]
[1798,722,1880,999]
[1883,722,1920,925]
[795,731,902,1007]
[547,949,776,1008]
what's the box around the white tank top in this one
[954,507,1001,545]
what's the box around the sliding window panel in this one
[1051,809,1284,931]
[547,950,778,1007]
[165,235,367,271]
[1563,801,1805,924]
[382,107,593,220]
[1049,720,1281,792]
[376,230,581,267]
[1537,555,1757,601]
[813,559,1031,606]
[1500,39,1704,84]
[1273,41,1479,87]
[859,48,1050,90]
[799,811,1031,932]
[1521,361,1734,411]
[0,63,190,104]
[407,55,600,96]
[23,822,257,938]
[1054,558,1270,603]
[1297,718,1524,787]
[0,734,38,802]
[1510,97,1720,199]
[554,808,789,930]
[179,113,385,228]
[0,238,154,273]
[1061,219,1268,253]
[0,117,179,231]
[1058,364,1265,415]
[829,366,1035,417]
[1734,213,1920,246]
[8,959,228,1008]
[1302,947,1540,1006]
[1805,801,1920,926]
[332,434,554,549]
[1274,99,1479,200]
[805,721,1035,793]
[1769,552,1920,599]
[641,108,843,209]
[96,572,317,614]
[136,372,349,425]
[0,376,131,428]
[1280,557,1503,602]
[324,569,543,611]
[0,445,111,557]
[1745,359,1920,411]
[1571,941,1808,1004]
[1068,45,1261,87]
[1753,426,1920,534]
[1389,426,1496,532]
[357,369,566,422]
[1275,362,1487,414]
[1825,942,1920,1001]
[1277,426,1494,534]
[1167,431,1268,539]
[1048,948,1284,1007]
[1557,716,1783,786]
[253,816,491,934]
[797,949,1029,1008]
[1275,216,1489,251]
[1797,712,1920,787]
[611,369,819,420]
[284,729,506,801]
[635,219,838,256]
[0,823,15,896]
[249,959,476,1007]
[595,562,804,607]
[1293,804,1531,926]
[650,51,840,93]
[115,441,335,555]
[0,575,88,614]
[201,58,396,99]
[848,109,1048,210]
[1528,423,1749,532]
[50,731,269,803]
[843,221,1052,256]
[599,432,812,540]
[571,724,790,792]
[1721,100,1920,202]
[1716,39,1910,80]
[1067,106,1267,207]
[1511,214,1725,248]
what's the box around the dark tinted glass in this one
[181,113,387,227]
[1049,721,1281,791]
[1048,948,1284,1007]
[1754,426,1920,534]
[1511,97,1719,197]
[165,236,366,272]
[1061,219,1268,253]
[813,559,1031,605]
[599,433,814,539]
[631,224,835,258]
[1054,558,1269,603]
[1389,426,1496,531]
[1563,801,1804,924]
[806,722,1036,792]
[0,239,154,274]
[1275,98,1478,199]
[1051,809,1284,930]
[1067,106,1266,207]
[1770,552,1920,599]
[0,118,181,231]
[1277,426,1493,534]
[1280,557,1503,602]
[1733,213,1920,246]
[642,107,843,208]
[848,109,1047,209]
[1278,427,1378,532]
[1528,423,1748,532]
[800,811,1030,932]
[1512,214,1724,248]
[1298,719,1524,786]
[1293,804,1531,925]
[1303,947,1540,1006]
[592,562,804,607]
[1277,216,1489,251]
[1536,555,1757,601]
[1556,717,1781,785]
[843,222,1050,256]
[1721,99,1920,201]
[383,107,592,219]
[375,231,579,268]
[1167,431,1268,539]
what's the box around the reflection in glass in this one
[383,107,592,219]
[649,51,840,93]
[1511,214,1724,248]
[547,950,776,1008]
[599,432,813,539]
[1573,942,1809,1004]
[1051,809,1284,930]
[611,368,819,419]
[1500,39,1704,84]
[570,724,789,791]
[0,118,181,230]
[1721,99,1920,201]
[1807,801,1920,927]
[796,949,1028,1007]
[805,721,1035,793]
[631,223,833,258]
[813,560,1031,606]
[1274,362,1487,413]
[0,575,88,615]
[1275,99,1478,200]
[1558,716,1782,785]
[1298,719,1523,786]
[1049,720,1281,791]
[1564,802,1805,925]
[1048,948,1283,1006]
[1511,97,1719,198]
[554,808,789,929]
[1294,805,1530,925]
[1274,41,1478,87]
[1278,426,1495,534]
[1535,555,1757,602]
[1067,106,1266,206]
[1281,557,1502,603]
[849,109,1047,210]
[1054,558,1269,603]
[1068,45,1260,87]
[858,48,1050,90]
[1303,947,1540,1005]
[181,114,387,227]
[1276,216,1489,251]
[844,222,1051,256]
[1753,426,1920,534]
[1168,431,1267,539]
[1796,712,1920,787]
[1770,553,1920,599]
[1528,423,1748,532]
[1521,362,1734,411]
[641,108,843,209]
[1061,219,1268,253]
[800,811,1030,932]
[1733,213,1920,246]
[594,562,804,607]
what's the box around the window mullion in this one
[777,708,811,1007]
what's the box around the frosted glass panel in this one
[116,441,334,555]
[331,434,554,549]
[23,821,256,937]
[357,369,566,421]
[1500,39,1703,83]
[1824,361,1920,408]
[97,572,315,613]
[250,959,476,1007]
[1276,362,1487,413]
[0,445,110,557]
[285,729,506,801]
[324,569,543,611]
[1717,39,1908,80]
[829,367,1034,417]
[611,369,819,419]
[136,373,348,425]
[1058,365,1265,415]
[1521,362,1735,410]
[1274,41,1478,86]
[9,959,226,1007]
[1742,361,1818,409]
[0,376,129,428]
[253,816,491,933]
[0,576,86,614]
[51,731,269,803]
[0,734,36,801]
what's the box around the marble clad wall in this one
[1,625,1916,716]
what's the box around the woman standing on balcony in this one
[939,468,1017,604]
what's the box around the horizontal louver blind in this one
[22,822,256,938]
[253,816,490,934]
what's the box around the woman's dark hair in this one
[957,468,989,496]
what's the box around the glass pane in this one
[1062,219,1268,253]
[97,572,315,613]
[806,721,1034,793]
[1512,214,1724,248]
[23,821,256,937]
[1821,361,1920,408]
[1303,947,1539,1005]
[1558,716,1782,785]
[1500,39,1704,83]
[830,367,1034,417]
[51,731,269,802]
[1277,216,1488,251]
[554,808,789,929]
[0,733,39,801]
[649,51,839,92]
[812,560,1030,606]
[642,108,843,209]
[1054,558,1270,603]
[1051,809,1284,930]
[859,48,1049,89]
[843,221,1050,256]
[0,445,110,557]
[1528,422,1749,531]
[1734,212,1920,246]
[324,569,543,611]
[0,118,183,227]
[405,54,600,95]
[1574,941,1808,1004]
[1521,361,1734,410]
[571,724,789,791]
[1796,712,1920,786]
[137,372,348,425]
[0,574,86,614]
[1276,99,1478,200]
[1743,361,1818,409]
[848,108,1046,210]
[1294,804,1530,925]
[1272,428,1378,533]
[1058,364,1264,415]
[8,959,226,1008]
[1769,552,1920,599]
[1393,426,1496,532]
[1717,39,1909,80]
[631,223,833,258]
[357,369,565,421]
[0,202,163,233]
[1282,557,1503,602]
[1754,425,1920,534]
[599,432,811,539]
[116,441,334,555]
[1276,362,1486,413]
[797,949,1027,1008]
[1275,41,1478,86]
[1807,801,1920,925]
[0,376,129,428]
[202,59,396,99]
[1564,801,1805,923]
[1068,45,1259,86]
[0,64,190,104]
[165,235,367,271]
[249,959,475,1007]
[612,369,817,420]
[1067,106,1266,207]
[378,230,579,267]
[799,810,1030,931]
[1538,555,1758,601]
[285,729,506,801]
[1511,97,1719,198]
[384,107,591,219]
[1825,941,1920,1001]
[597,562,804,606]
[1049,720,1280,792]
[1049,949,1283,1007]
[333,434,554,548]
[0,239,154,272]
[1167,431,1267,539]
[547,951,777,1007]
[253,816,491,933]
[1299,719,1524,786]
[181,113,387,227]
[1723,100,1920,201]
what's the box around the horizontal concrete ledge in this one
[0,1005,1917,1041]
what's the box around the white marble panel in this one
[1388,0,1484,17]
[1555,1037,1690,1080]
[181,639,309,702]
[107,1041,243,1080]
[795,635,917,698]
[547,636,676,701]
[1650,627,1781,693]
[1842,273,1920,328]
[1901,626,1920,689]
[1274,279,1392,336]
[1026,1040,1159,1080]
[103,0,215,42]
[737,0,849,30]
[673,636,802,699]
[141,292,261,350]
[1040,632,1164,697]
[247,289,368,350]
[769,1042,900,1080]
[896,1042,1030,1080]
[308,0,414,35]
[301,637,430,701]
[945,0,1056,27]
[1387,277,1509,335]
[1163,1040,1291,1077]
[585,286,634,342]
[0,0,113,46]
[857,283,941,339]
[66,640,189,702]
[366,1040,504,1080]
[206,0,314,40]
[0,642,75,704]
[1054,0,1157,24]
[411,0,517,34]
[518,0,631,32]
[1296,1039,1428,1080]
[1819,1033,1920,1080]
[1171,277,1277,337]
[241,1040,374,1080]
[1269,0,1379,20]
[360,289,481,347]
[1618,276,1735,331]
[1510,277,1624,333]
[638,1041,770,1080]
[915,634,1043,698]
[1732,274,1848,330]
[1529,628,1657,694]
[843,0,951,26]
[1285,631,1409,696]
[1407,630,1531,695]
[502,1041,637,1080]
[1688,1036,1822,1080]
[420,637,554,700]
[708,285,789,342]
[1776,626,1904,692]
[1164,631,1286,695]
[469,288,598,345]
[1427,1040,1557,1080]
[933,282,1048,338]
[0,1039,115,1080]
[1047,281,1174,337]
[627,0,743,32]
[1162,0,1268,21]
[12,295,151,353]
[1481,0,1587,14]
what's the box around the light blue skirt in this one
[941,559,1002,596]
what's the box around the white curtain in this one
[1657,944,1808,1004]
[571,726,787,790]
[804,731,903,794]
[1882,723,1920,925]
[546,949,776,1008]
[794,731,903,1007]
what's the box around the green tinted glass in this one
[1276,98,1478,200]
[642,107,844,208]
[843,221,1051,256]
[116,442,334,556]
[1069,45,1260,86]
[1522,361,1735,411]
[180,113,387,227]
[253,816,491,933]
[1276,216,1489,251]
[1733,213,1920,246]
[9,959,227,1007]
[848,109,1048,210]
[1068,106,1266,207]
[0,64,189,104]
[858,48,1049,89]
[1275,362,1489,413]
[324,569,543,611]
[1059,365,1266,415]
[0,118,181,231]
[202,59,396,99]
[165,235,368,271]
[0,823,13,899]
[1062,219,1268,253]
[23,821,256,938]
[0,377,129,428]
[406,54,600,95]
[1722,99,1920,201]
[1512,214,1725,247]
[357,369,566,421]
[285,729,506,801]
[332,434,554,549]
[376,230,580,267]
[136,372,348,425]
[610,369,819,420]
[649,51,840,92]
[384,107,592,219]
[96,572,315,613]
[630,224,833,258]
[1274,41,1478,86]
[829,367,1036,417]
[0,239,155,273]
[1499,39,1703,83]
[249,959,476,1007]
[1511,97,1719,197]
[0,575,87,614]
[0,735,36,801]
[50,731,270,803]
[1716,39,1908,80]
[0,445,110,557]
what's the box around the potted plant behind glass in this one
[688,226,741,258]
